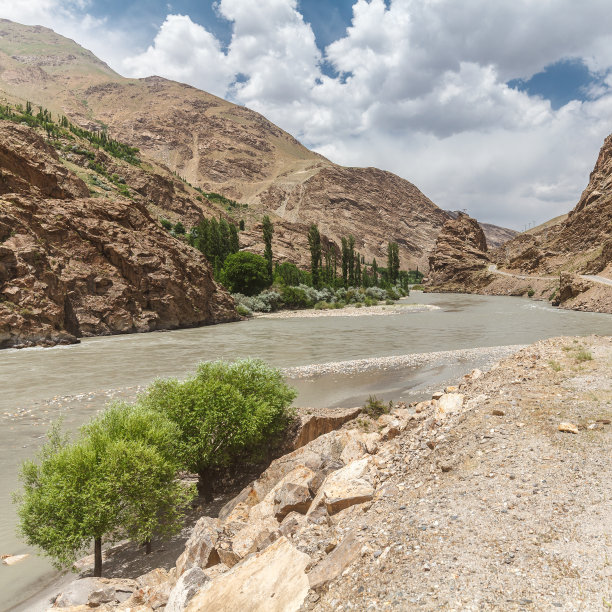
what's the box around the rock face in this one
[0,122,237,348]
[446,211,518,249]
[427,213,492,291]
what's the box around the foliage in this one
[222,251,270,296]
[274,262,304,287]
[362,395,391,418]
[160,218,173,231]
[262,215,274,281]
[236,304,252,317]
[190,217,240,277]
[232,290,282,313]
[387,242,400,285]
[174,221,186,235]
[308,224,322,288]
[139,359,297,491]
[15,408,193,576]
[280,285,311,309]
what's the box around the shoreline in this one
[14,342,526,612]
[253,303,440,319]
[283,344,527,378]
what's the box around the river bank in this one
[253,302,439,319]
[27,334,611,610]
[2,294,611,611]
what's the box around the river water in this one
[1,293,611,610]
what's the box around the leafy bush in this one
[232,290,282,313]
[236,304,252,317]
[222,252,270,296]
[280,285,312,309]
[15,407,192,576]
[365,287,387,300]
[139,359,297,497]
[362,395,391,418]
[160,218,173,231]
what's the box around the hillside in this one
[0,19,451,270]
[0,119,237,348]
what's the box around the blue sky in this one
[2,0,612,229]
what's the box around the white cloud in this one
[122,14,233,97]
[3,0,612,229]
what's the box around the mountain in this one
[445,210,518,249]
[0,19,452,270]
[0,118,237,349]
[428,135,612,312]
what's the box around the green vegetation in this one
[222,251,270,296]
[0,102,140,165]
[549,360,562,371]
[262,215,274,282]
[527,287,535,297]
[139,359,296,499]
[362,395,392,418]
[189,217,240,277]
[575,350,593,363]
[308,224,322,288]
[15,407,192,577]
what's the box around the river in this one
[1,293,611,610]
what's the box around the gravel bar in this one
[254,304,440,319]
[283,344,526,378]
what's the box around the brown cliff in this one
[0,122,237,348]
[427,213,492,292]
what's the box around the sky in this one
[2,1,612,229]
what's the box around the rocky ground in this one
[254,303,440,319]
[42,335,611,611]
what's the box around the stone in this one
[1,553,29,565]
[308,458,375,516]
[340,436,368,464]
[175,516,220,577]
[88,586,116,606]
[293,407,362,449]
[53,578,138,608]
[445,385,460,393]
[217,548,241,568]
[492,409,506,416]
[165,567,209,612]
[231,517,280,558]
[558,422,579,434]
[274,482,313,520]
[184,537,310,612]
[431,392,444,400]
[133,568,174,608]
[434,393,464,422]
[279,511,307,538]
[308,531,361,590]
[415,401,430,413]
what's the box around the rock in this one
[88,585,116,606]
[308,458,375,516]
[431,392,444,400]
[132,567,174,608]
[1,553,29,565]
[558,422,579,434]
[53,578,138,608]
[465,368,483,381]
[445,385,460,393]
[184,537,310,612]
[165,567,208,612]
[293,407,362,449]
[175,517,220,577]
[415,401,430,413]
[273,482,313,520]
[434,393,464,422]
[231,517,280,558]
[308,531,361,590]
[492,409,506,416]
[217,548,241,568]
[279,511,307,538]
[340,436,368,464]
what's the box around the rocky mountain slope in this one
[0,19,514,272]
[446,210,518,249]
[428,134,612,313]
[0,120,237,348]
[42,335,612,610]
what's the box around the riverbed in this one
[1,292,611,610]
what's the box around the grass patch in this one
[575,350,593,363]
[549,360,562,372]
[362,395,392,419]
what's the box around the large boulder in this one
[175,516,220,577]
[184,537,310,612]
[165,567,209,612]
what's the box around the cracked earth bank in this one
[309,335,611,612]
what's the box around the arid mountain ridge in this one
[427,135,612,312]
[0,19,513,273]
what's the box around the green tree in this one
[355,253,362,287]
[140,359,296,499]
[15,408,192,577]
[262,215,274,282]
[348,235,355,287]
[387,242,400,285]
[229,223,240,254]
[372,258,379,286]
[174,221,186,235]
[308,224,322,288]
[274,261,302,286]
[222,251,270,295]
[341,237,349,287]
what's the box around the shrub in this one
[222,251,270,296]
[139,359,297,498]
[160,218,173,231]
[362,395,391,418]
[280,285,312,309]
[366,287,387,300]
[575,350,593,362]
[527,287,535,297]
[236,304,252,317]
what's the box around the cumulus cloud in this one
[4,0,612,228]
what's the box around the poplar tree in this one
[262,215,274,281]
[308,224,322,288]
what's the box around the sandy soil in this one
[253,303,440,319]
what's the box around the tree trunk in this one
[94,537,102,577]
[197,468,215,502]
[145,540,151,555]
